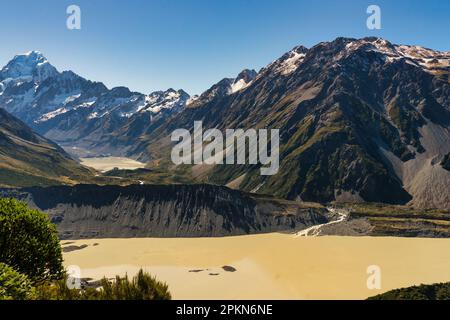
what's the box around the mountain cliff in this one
[0,184,329,238]
[134,37,450,208]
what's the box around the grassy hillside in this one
[0,108,94,186]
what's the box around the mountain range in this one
[0,52,257,158]
[130,37,450,209]
[0,37,449,208]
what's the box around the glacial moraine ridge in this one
[0,184,328,239]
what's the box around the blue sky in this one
[0,0,448,94]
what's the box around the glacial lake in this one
[80,157,146,172]
[63,234,450,300]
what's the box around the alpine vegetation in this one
[171,121,280,175]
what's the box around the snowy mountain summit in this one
[0,51,58,83]
[0,51,190,153]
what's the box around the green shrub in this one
[0,198,170,300]
[0,198,64,283]
[368,282,450,300]
[0,263,35,300]
[34,269,171,300]
[100,269,171,300]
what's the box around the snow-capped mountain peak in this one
[140,88,190,114]
[229,69,257,94]
[0,51,58,83]
[0,51,191,146]
[340,37,450,74]
[261,45,309,76]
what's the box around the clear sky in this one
[0,0,448,95]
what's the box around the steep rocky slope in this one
[134,37,450,208]
[0,108,93,186]
[2,38,448,209]
[0,184,328,239]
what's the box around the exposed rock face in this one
[2,38,448,209]
[135,37,450,208]
[0,184,328,239]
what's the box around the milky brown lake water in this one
[63,234,450,300]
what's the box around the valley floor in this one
[63,234,450,300]
[80,156,146,172]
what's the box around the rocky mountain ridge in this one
[133,37,450,208]
[0,184,329,238]
[1,37,449,209]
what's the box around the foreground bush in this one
[368,282,450,300]
[0,263,35,300]
[101,269,171,300]
[0,198,64,282]
[35,269,171,300]
[0,198,171,300]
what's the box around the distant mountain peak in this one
[109,86,134,97]
[14,50,47,62]
[263,45,309,76]
[0,50,192,142]
[139,88,190,114]
[229,69,257,94]
[336,37,450,75]
[156,36,450,208]
[292,45,309,53]
[236,69,257,82]
[1,50,58,82]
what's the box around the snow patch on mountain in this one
[229,78,249,93]
[342,38,450,74]
[0,51,192,129]
[139,89,189,114]
[37,98,97,123]
[186,95,200,106]
[229,69,257,93]
[278,51,306,75]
